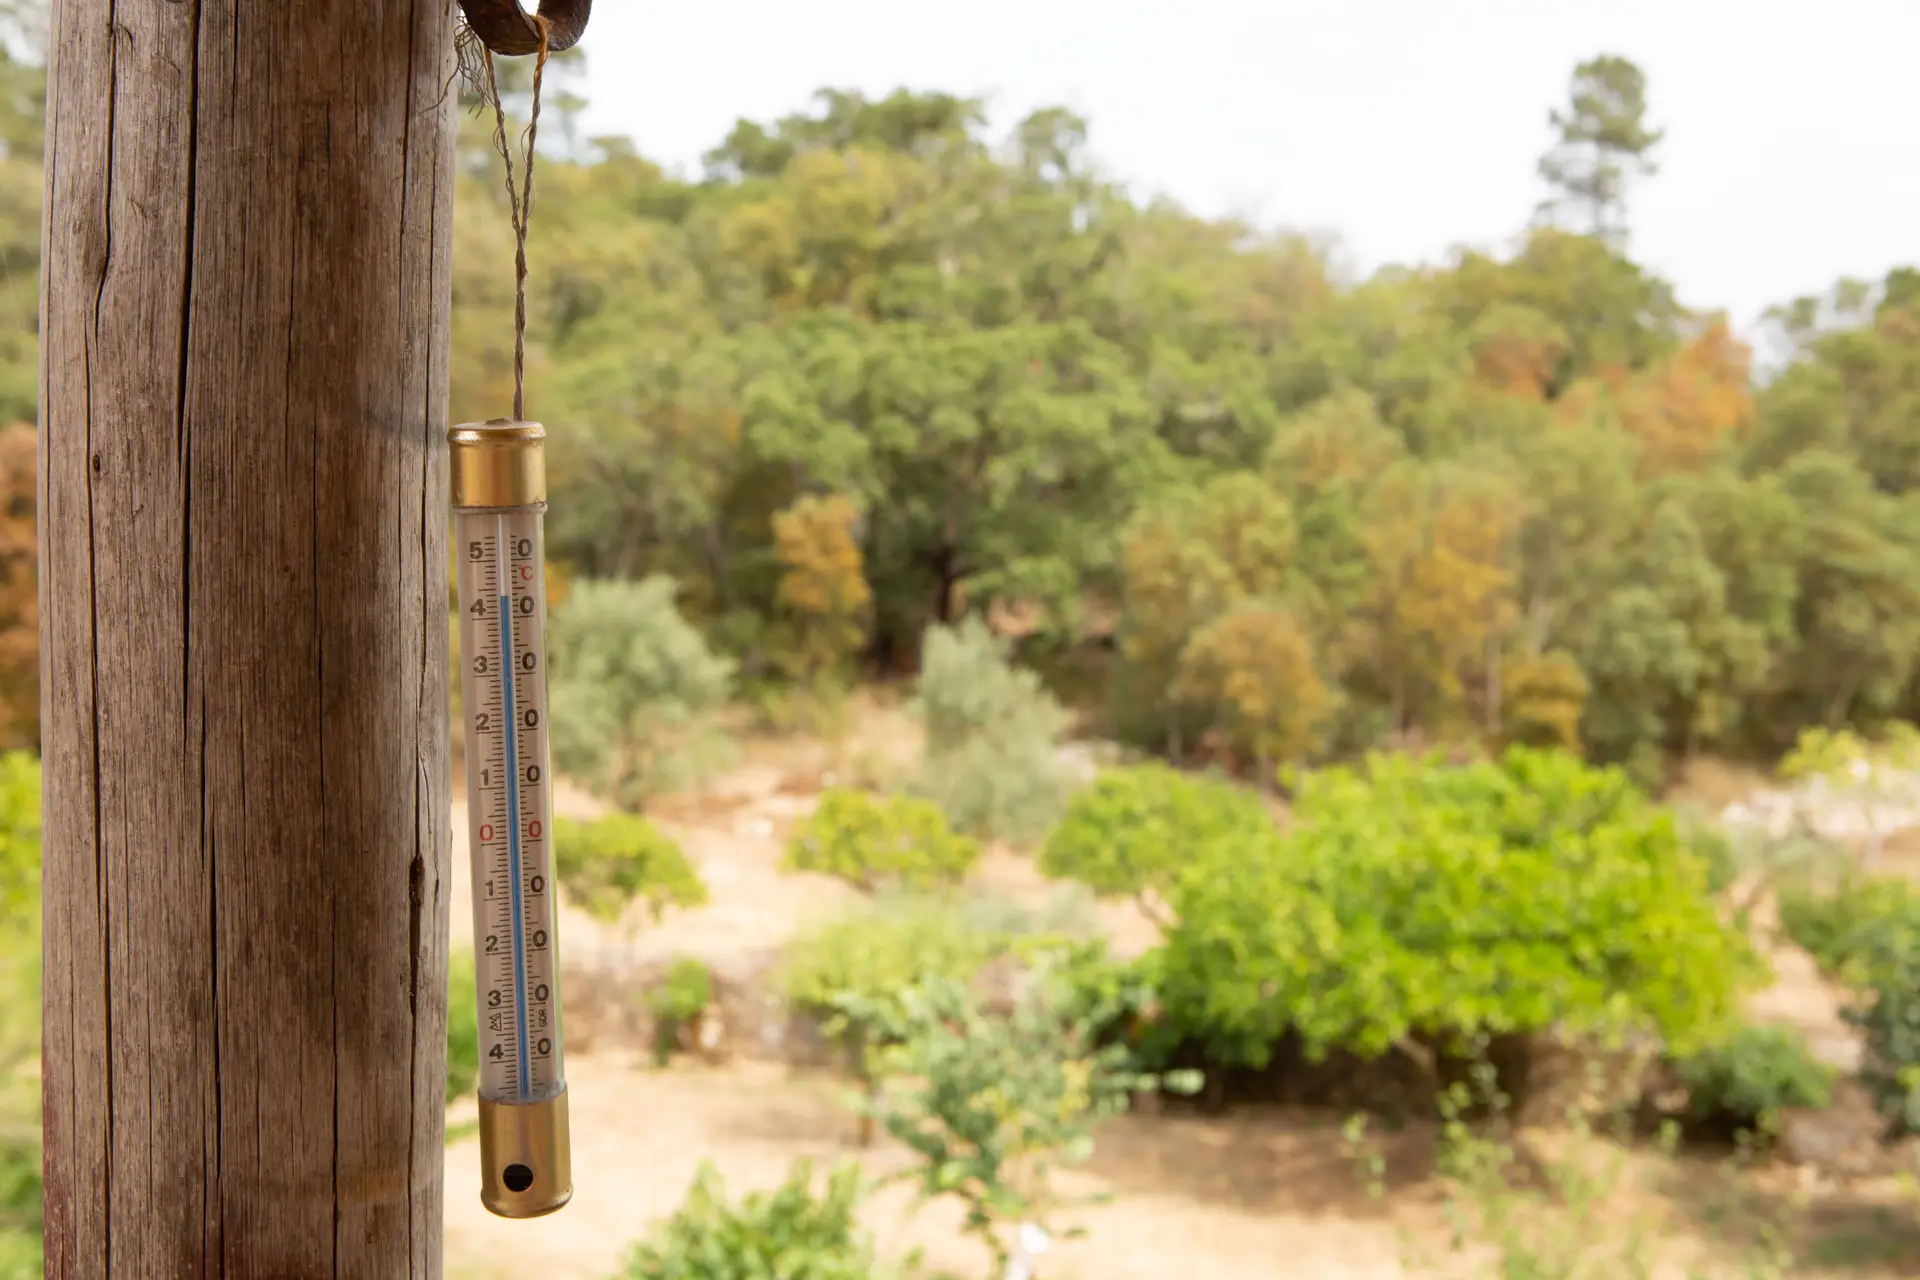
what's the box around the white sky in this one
[575,0,1920,332]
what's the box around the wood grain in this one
[40,1,457,1273]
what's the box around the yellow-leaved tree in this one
[771,493,872,688]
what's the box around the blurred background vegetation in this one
[2,6,1920,1277]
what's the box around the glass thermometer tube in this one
[450,419,572,1219]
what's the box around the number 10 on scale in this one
[451,420,572,1219]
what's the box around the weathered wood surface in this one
[40,0,458,1274]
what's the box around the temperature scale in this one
[451,420,572,1219]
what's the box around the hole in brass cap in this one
[503,1163,535,1193]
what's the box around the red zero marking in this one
[528,820,543,839]
[479,824,494,842]
[519,565,534,581]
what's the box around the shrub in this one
[0,752,38,1278]
[1847,945,1920,1137]
[843,959,1197,1275]
[910,617,1076,843]
[1154,748,1759,1071]
[616,1159,905,1280]
[1778,871,1920,988]
[648,957,714,1065]
[783,894,1009,1033]
[783,789,980,893]
[782,892,1120,1143]
[553,812,709,936]
[1674,1024,1834,1140]
[1037,762,1271,917]
[446,948,480,1104]
[547,576,736,807]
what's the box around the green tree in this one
[547,577,737,807]
[1537,54,1664,244]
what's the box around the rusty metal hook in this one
[456,0,592,56]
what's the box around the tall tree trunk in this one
[39,1,456,1274]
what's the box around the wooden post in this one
[39,1,456,1274]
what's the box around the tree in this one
[40,0,455,1271]
[770,493,872,684]
[1537,54,1664,244]
[1173,604,1330,777]
[548,577,737,808]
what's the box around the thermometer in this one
[451,419,572,1219]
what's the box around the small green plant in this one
[616,1159,914,1280]
[553,812,708,941]
[783,788,980,893]
[1778,870,1920,987]
[1674,1024,1835,1142]
[446,947,481,1104]
[910,617,1078,844]
[0,752,39,1278]
[1848,946,1920,1137]
[841,956,1199,1276]
[1037,761,1271,923]
[784,892,1021,1142]
[647,957,714,1066]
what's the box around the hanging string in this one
[482,18,552,423]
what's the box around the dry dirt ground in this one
[442,696,1920,1279]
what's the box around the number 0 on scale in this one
[451,420,573,1219]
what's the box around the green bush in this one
[1037,762,1270,912]
[909,617,1076,844]
[648,957,714,1065]
[843,959,1197,1275]
[547,576,736,807]
[1153,748,1759,1070]
[781,891,1126,1098]
[783,788,980,892]
[782,893,1015,1025]
[553,812,709,934]
[1674,1023,1834,1140]
[616,1159,905,1280]
[0,752,39,1277]
[1778,871,1920,988]
[1847,946,1920,1137]
[446,947,480,1104]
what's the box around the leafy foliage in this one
[1674,1024,1834,1140]
[446,948,480,1104]
[1153,749,1757,1069]
[1850,948,1920,1138]
[616,1160,906,1280]
[1036,762,1271,912]
[909,618,1076,843]
[0,753,36,1274]
[547,577,736,807]
[553,812,709,933]
[1777,871,1920,987]
[843,958,1197,1274]
[769,493,873,686]
[782,788,980,892]
[648,957,715,1065]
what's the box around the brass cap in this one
[478,1090,573,1219]
[450,419,547,509]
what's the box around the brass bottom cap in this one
[478,1089,573,1219]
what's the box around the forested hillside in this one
[0,45,1906,786]
[446,55,1920,789]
